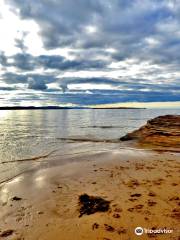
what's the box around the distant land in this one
[0,106,146,110]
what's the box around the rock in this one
[112,213,120,218]
[92,223,99,230]
[117,227,127,234]
[11,196,22,201]
[130,193,141,197]
[78,194,110,217]
[38,211,44,215]
[148,200,157,206]
[120,115,180,148]
[0,229,14,237]
[148,192,156,197]
[104,224,115,232]
[171,208,180,220]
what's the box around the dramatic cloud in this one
[0,0,179,106]
[27,77,47,90]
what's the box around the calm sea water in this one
[0,108,180,183]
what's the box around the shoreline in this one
[0,148,179,239]
[0,107,146,110]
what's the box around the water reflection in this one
[0,108,180,184]
[0,110,10,120]
[35,175,46,188]
[0,187,9,204]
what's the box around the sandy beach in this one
[0,147,179,240]
[1,0,180,237]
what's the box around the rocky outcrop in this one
[120,115,180,148]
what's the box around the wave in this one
[0,149,57,165]
[56,137,119,143]
[80,125,135,129]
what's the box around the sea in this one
[0,108,180,184]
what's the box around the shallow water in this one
[0,108,180,183]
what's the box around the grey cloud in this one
[2,72,27,84]
[5,0,179,66]
[38,89,180,106]
[37,55,107,70]
[0,52,8,66]
[1,0,180,105]
[0,53,34,70]
[57,76,180,93]
[0,86,16,91]
[0,53,107,71]
[6,0,103,49]
[2,71,180,96]
[2,88,180,107]
[2,72,56,86]
[13,53,34,70]
[58,77,120,87]
[15,36,28,53]
[28,77,47,90]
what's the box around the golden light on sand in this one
[35,175,46,188]
[9,176,24,184]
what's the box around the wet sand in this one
[0,149,180,240]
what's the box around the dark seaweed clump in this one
[79,194,110,217]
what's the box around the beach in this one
[0,110,180,240]
[1,0,180,238]
[0,148,179,240]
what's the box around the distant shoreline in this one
[0,106,146,110]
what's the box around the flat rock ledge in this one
[120,115,180,148]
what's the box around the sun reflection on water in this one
[0,110,10,119]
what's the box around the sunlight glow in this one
[68,83,116,90]
[0,110,10,119]
[91,101,180,109]
[85,25,97,34]
[0,0,43,56]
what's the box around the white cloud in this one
[85,25,97,34]
[68,83,116,91]
[0,0,179,106]
[0,0,43,56]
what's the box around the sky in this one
[0,0,180,107]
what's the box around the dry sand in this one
[0,148,180,240]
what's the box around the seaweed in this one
[78,194,110,217]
